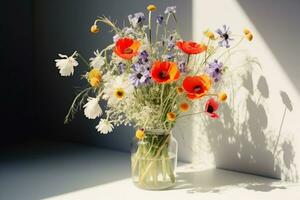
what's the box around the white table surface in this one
[1,141,299,200]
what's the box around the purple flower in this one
[162,52,174,60]
[130,51,151,86]
[156,15,164,25]
[136,50,149,64]
[118,62,126,73]
[130,64,151,86]
[206,59,223,82]
[165,6,176,14]
[128,12,145,27]
[216,25,233,48]
[139,50,149,61]
[178,61,187,73]
[166,35,176,50]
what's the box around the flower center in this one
[189,42,198,48]
[114,88,125,99]
[159,71,169,79]
[124,48,133,54]
[207,105,214,113]
[136,73,143,79]
[193,85,202,93]
[223,33,229,40]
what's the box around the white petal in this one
[83,97,102,119]
[96,119,113,134]
[54,54,78,76]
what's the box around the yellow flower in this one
[204,30,215,40]
[243,28,251,35]
[147,4,157,11]
[243,28,253,41]
[90,77,100,87]
[88,68,101,87]
[114,88,125,99]
[167,112,176,121]
[136,129,145,140]
[90,24,100,33]
[179,102,190,112]
[245,33,253,41]
[218,92,227,102]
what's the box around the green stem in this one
[163,147,175,183]
[203,39,210,65]
[77,53,90,68]
[64,87,92,124]
[217,36,244,60]
[148,11,152,44]
[194,39,211,75]
[155,23,159,43]
[187,54,190,66]
[178,111,205,119]
[140,134,170,182]
[163,14,171,42]
[172,13,180,36]
[160,84,165,104]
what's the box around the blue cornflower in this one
[139,50,149,63]
[130,51,151,86]
[128,12,145,27]
[216,25,233,48]
[156,15,164,25]
[164,6,176,14]
[206,59,223,82]
[130,63,151,86]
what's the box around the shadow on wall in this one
[236,0,300,93]
[201,65,298,181]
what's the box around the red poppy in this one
[151,61,180,84]
[205,98,219,118]
[176,41,207,54]
[114,38,140,60]
[182,75,211,99]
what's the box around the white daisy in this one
[103,74,134,106]
[89,50,105,69]
[96,119,113,134]
[83,97,102,119]
[55,51,78,76]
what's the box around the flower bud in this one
[167,112,176,121]
[246,33,253,41]
[179,102,190,112]
[218,92,227,102]
[90,24,100,33]
[243,28,251,35]
[204,31,215,40]
[147,4,157,11]
[136,129,145,140]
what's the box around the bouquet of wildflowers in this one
[55,4,253,188]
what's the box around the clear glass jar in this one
[131,130,178,190]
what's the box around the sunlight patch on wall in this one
[176,0,300,181]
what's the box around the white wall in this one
[174,0,300,181]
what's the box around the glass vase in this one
[131,130,178,190]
